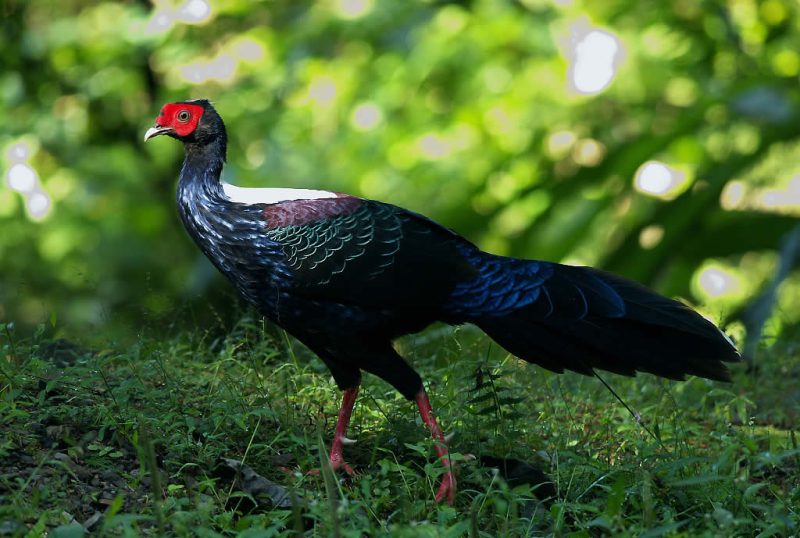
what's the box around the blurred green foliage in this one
[2,0,800,343]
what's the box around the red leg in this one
[415,389,456,505]
[327,386,359,475]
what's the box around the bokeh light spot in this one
[761,0,787,25]
[308,76,338,106]
[483,65,512,93]
[147,11,174,34]
[634,160,689,200]
[179,54,237,84]
[639,224,664,249]
[146,0,212,36]
[179,0,211,23]
[245,141,267,169]
[665,77,699,107]
[418,133,452,160]
[572,138,605,167]
[758,177,800,214]
[697,266,743,299]
[4,138,52,221]
[546,130,577,159]
[7,142,31,162]
[772,49,800,77]
[350,102,383,131]
[7,163,37,193]
[567,22,622,95]
[27,190,51,220]
[720,180,746,210]
[335,0,374,20]
[231,38,266,62]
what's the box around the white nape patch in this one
[221,182,338,205]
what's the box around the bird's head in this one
[144,99,226,152]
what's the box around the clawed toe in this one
[329,455,355,475]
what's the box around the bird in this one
[144,99,740,504]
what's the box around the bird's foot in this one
[327,450,355,476]
[307,387,360,477]
[305,460,355,476]
[435,470,457,505]
[307,441,357,476]
[306,461,355,476]
[328,434,356,475]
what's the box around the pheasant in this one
[144,99,739,504]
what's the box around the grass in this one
[0,315,798,537]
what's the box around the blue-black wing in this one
[264,199,479,312]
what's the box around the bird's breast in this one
[176,185,292,309]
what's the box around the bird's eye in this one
[177,110,191,122]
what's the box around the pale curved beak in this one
[144,126,173,142]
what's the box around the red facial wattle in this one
[156,103,205,137]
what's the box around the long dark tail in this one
[475,262,740,382]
